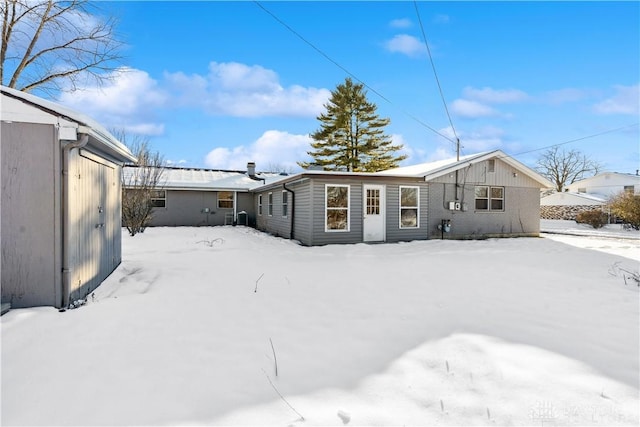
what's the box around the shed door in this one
[363,184,385,242]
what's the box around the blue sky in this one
[55,1,639,173]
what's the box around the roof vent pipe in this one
[247,162,256,178]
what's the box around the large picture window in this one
[399,186,419,228]
[218,191,234,209]
[150,190,166,208]
[325,185,349,231]
[475,186,504,211]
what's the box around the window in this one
[325,185,349,231]
[258,194,263,216]
[399,186,419,228]
[624,185,634,194]
[487,159,495,173]
[218,191,234,209]
[577,188,586,193]
[150,190,166,208]
[282,191,289,217]
[268,192,273,216]
[475,186,504,211]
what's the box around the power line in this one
[413,1,460,157]
[511,123,639,157]
[253,1,456,144]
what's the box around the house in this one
[566,172,640,197]
[122,162,281,227]
[254,150,553,245]
[540,172,640,220]
[1,86,136,309]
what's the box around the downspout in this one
[61,133,89,310]
[283,183,295,241]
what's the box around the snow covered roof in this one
[1,85,136,163]
[123,166,284,191]
[541,191,608,206]
[377,150,553,187]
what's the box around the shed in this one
[1,86,136,309]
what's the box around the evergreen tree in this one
[298,77,406,172]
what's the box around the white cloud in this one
[450,99,498,118]
[57,67,167,136]
[433,14,450,24]
[389,18,412,29]
[165,62,330,117]
[205,130,312,171]
[593,84,639,116]
[384,34,427,58]
[544,88,589,105]
[462,86,529,104]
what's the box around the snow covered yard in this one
[2,226,639,426]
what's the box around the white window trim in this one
[475,186,505,212]
[325,184,350,232]
[282,190,288,218]
[268,192,273,217]
[399,186,420,228]
[258,194,263,216]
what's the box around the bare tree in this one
[1,0,123,95]
[115,130,166,237]
[535,147,601,192]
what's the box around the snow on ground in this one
[2,224,639,426]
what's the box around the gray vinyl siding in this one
[149,190,247,226]
[385,183,430,243]
[236,193,254,226]
[255,188,293,239]
[1,122,61,307]
[427,157,542,238]
[303,177,429,246]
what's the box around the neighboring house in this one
[540,192,608,220]
[1,86,136,309]
[122,163,282,227]
[540,172,640,220]
[255,150,552,245]
[566,172,640,197]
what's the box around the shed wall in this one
[1,122,60,307]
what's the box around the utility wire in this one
[253,1,456,144]
[414,1,459,148]
[511,122,639,158]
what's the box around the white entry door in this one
[363,184,385,242]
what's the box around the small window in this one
[475,186,504,211]
[268,192,273,216]
[624,185,634,194]
[487,159,495,173]
[325,185,349,231]
[150,190,166,208]
[399,186,419,228]
[218,191,234,209]
[258,194,263,216]
[577,188,586,193]
[282,191,289,217]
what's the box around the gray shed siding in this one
[1,122,61,307]
[427,158,542,238]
